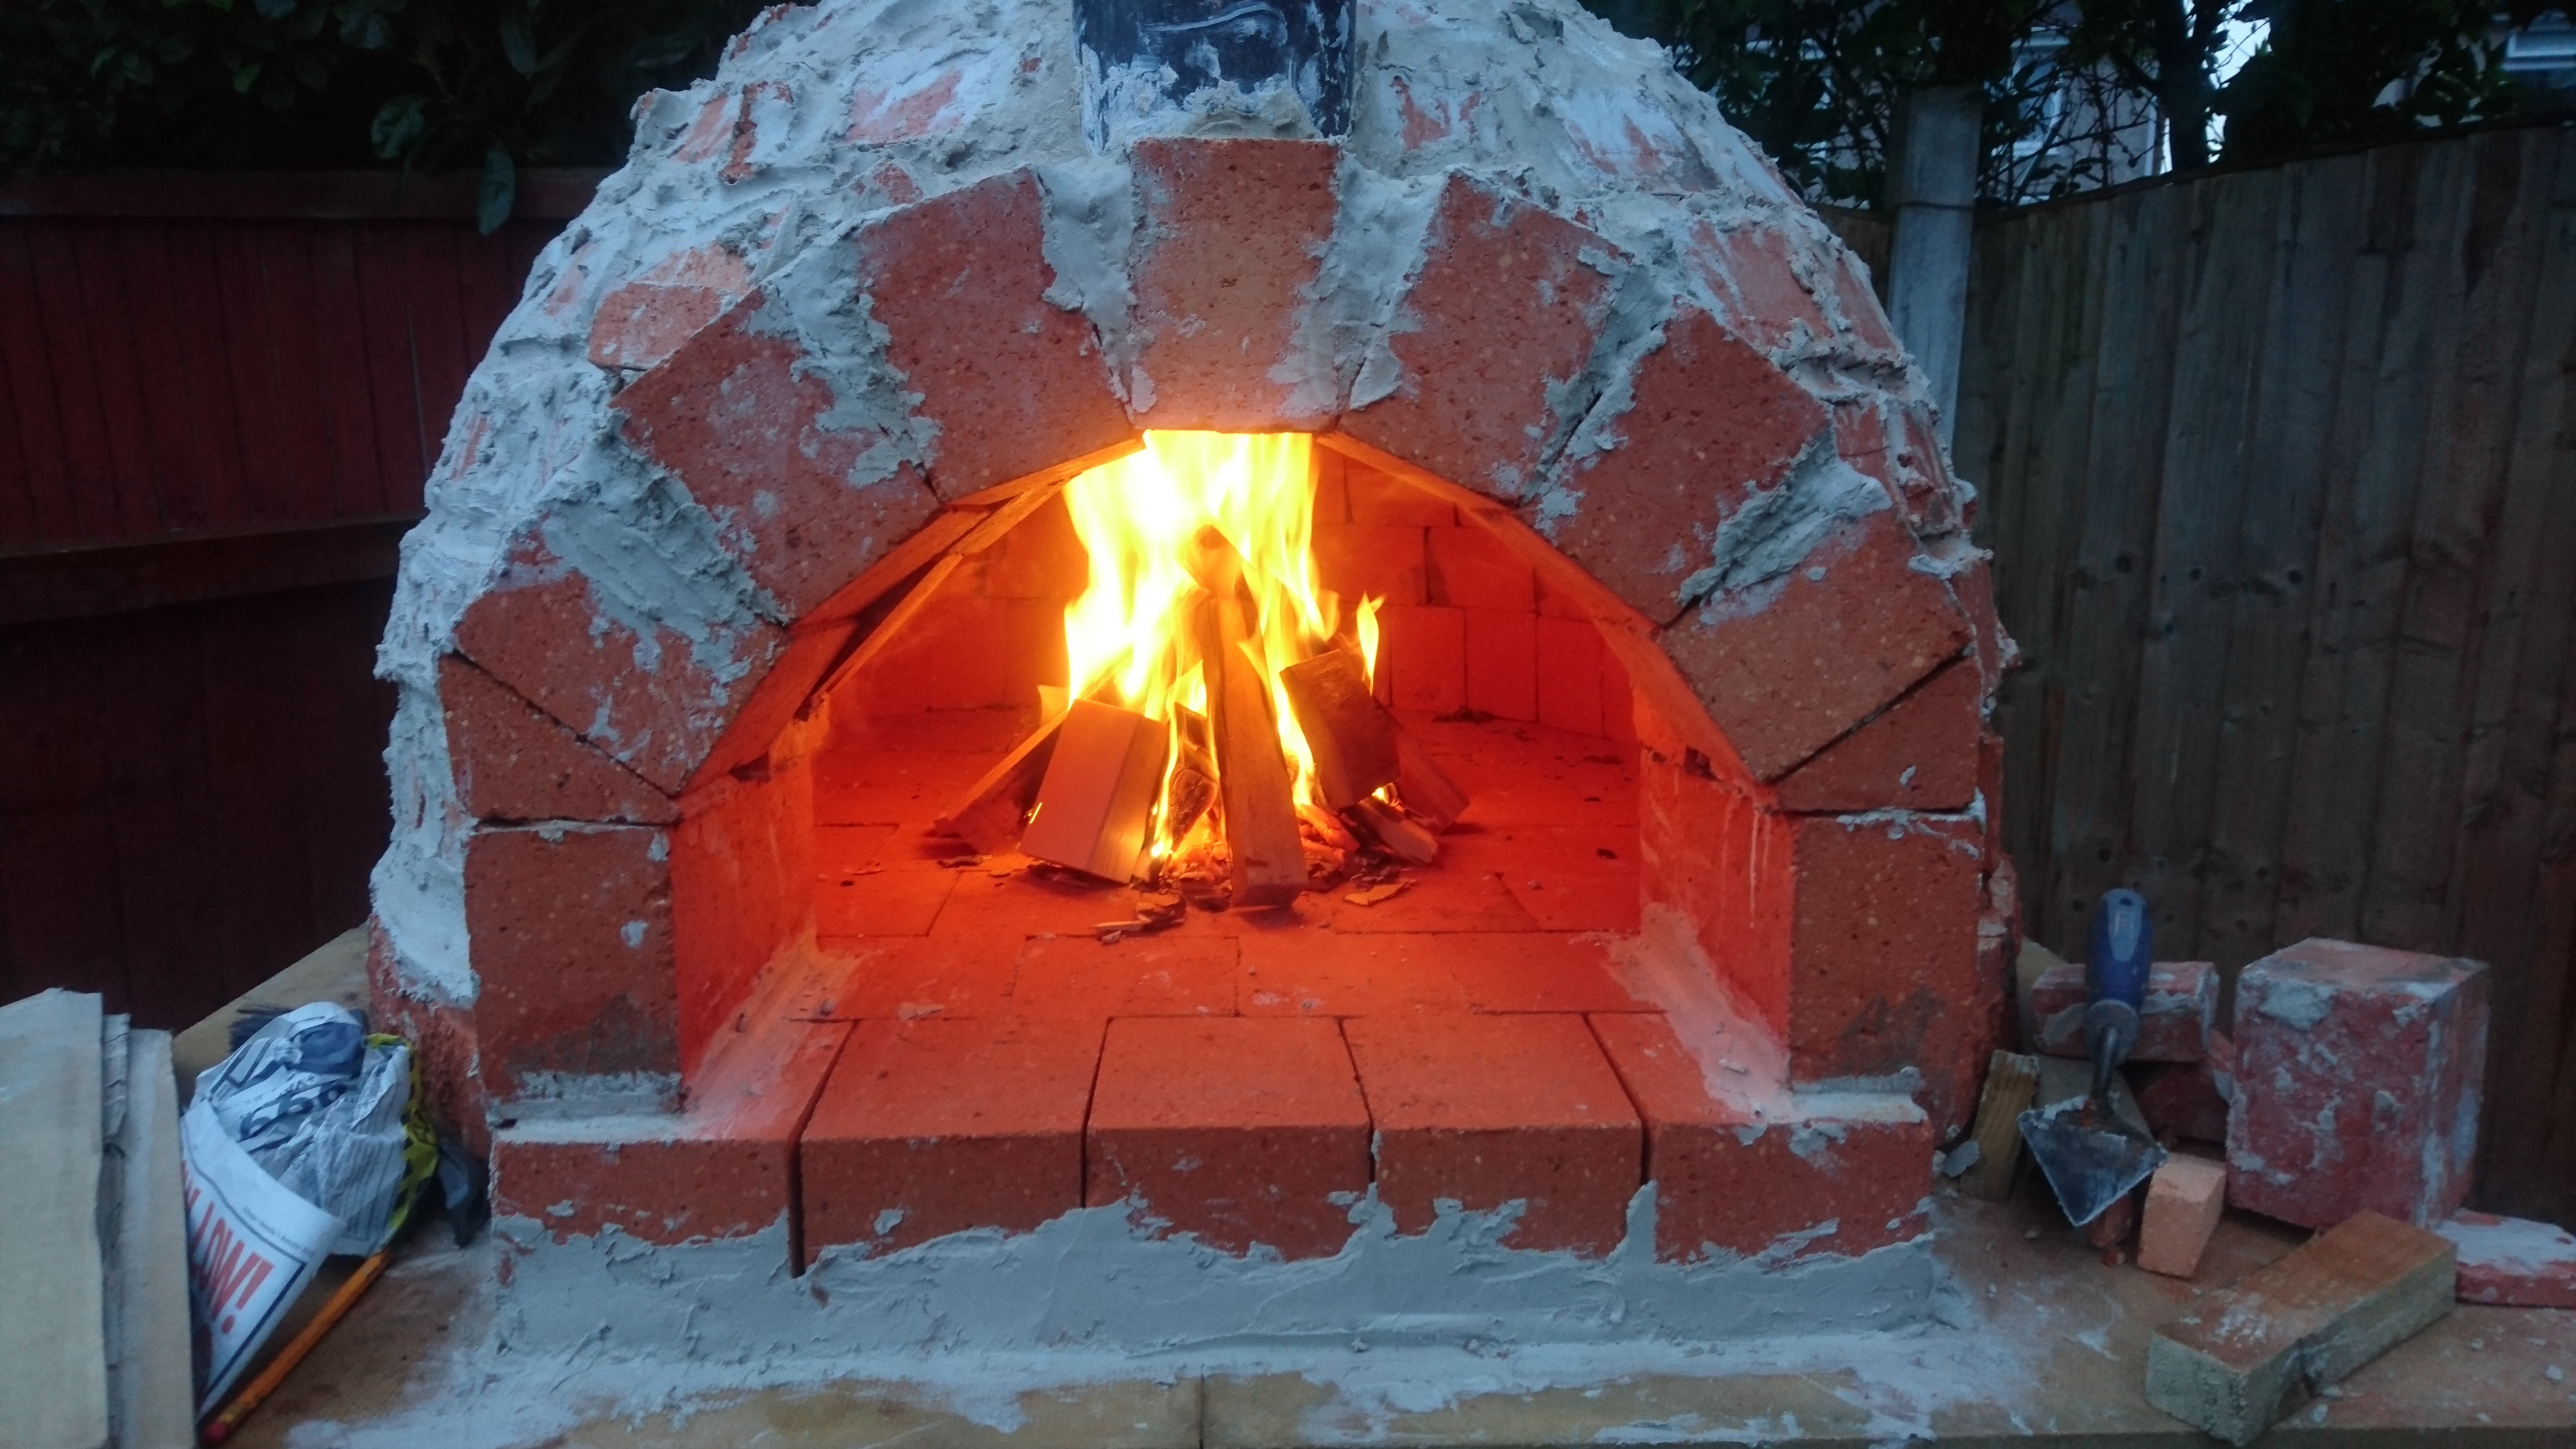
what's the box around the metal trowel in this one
[2018,889,2168,1226]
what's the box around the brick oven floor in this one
[791,710,1665,1262]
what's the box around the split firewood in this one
[1021,697,1170,882]
[1280,649,1399,808]
[1190,530,1305,908]
[1345,879,1410,907]
[1296,800,1360,853]
[1350,797,1438,866]
[1393,731,1470,832]
[934,709,1067,854]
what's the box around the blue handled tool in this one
[2018,889,2168,1226]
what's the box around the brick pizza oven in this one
[369,0,2017,1288]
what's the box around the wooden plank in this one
[25,223,127,540]
[402,223,477,461]
[0,168,606,220]
[105,1026,194,1449]
[0,226,52,545]
[66,219,167,538]
[0,515,414,625]
[2273,141,2453,945]
[286,579,399,951]
[94,605,229,1029]
[115,224,214,532]
[2461,126,2576,1223]
[813,552,967,700]
[0,619,135,1011]
[2038,181,2190,953]
[256,223,349,523]
[155,222,256,531]
[1194,575,1305,908]
[353,222,433,497]
[454,225,524,365]
[935,711,1068,854]
[2195,152,2368,974]
[1957,1049,2040,1201]
[2128,167,2285,962]
[2362,129,2555,953]
[309,223,393,517]
[2147,1211,2453,1444]
[196,591,325,990]
[212,221,299,522]
[1022,697,1169,881]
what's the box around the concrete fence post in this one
[1886,85,1981,444]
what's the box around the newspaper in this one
[179,1096,340,1415]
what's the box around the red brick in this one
[2438,1211,2576,1309]
[1464,608,1537,720]
[1773,657,1981,813]
[1682,219,1831,353]
[1826,248,1900,356]
[463,823,679,1103]
[1948,550,2016,700]
[1886,402,1964,534]
[692,614,858,788]
[1238,932,1471,1016]
[1345,1014,1641,1254]
[1339,177,1623,502]
[1784,813,1985,1137]
[1334,932,1647,1013]
[810,933,1021,1019]
[1591,1014,1934,1262]
[612,293,945,623]
[2027,958,2218,1064]
[1426,525,1536,611]
[2227,939,2490,1229]
[670,763,814,1072]
[588,281,728,372]
[491,1012,848,1248]
[855,171,1136,499]
[1657,508,1974,780]
[800,1016,1102,1260]
[452,533,786,797]
[1381,604,1464,714]
[1638,752,1794,1037]
[1534,616,1604,737]
[1445,826,1641,933]
[847,583,1012,713]
[1313,523,1427,606]
[1543,307,1827,620]
[367,920,487,1155]
[1128,138,1340,429]
[2137,1154,2229,1279]
[1011,935,1238,1019]
[1346,463,1456,526]
[440,655,678,825]
[816,864,958,937]
[2133,1032,2235,1146]
[1601,648,1637,744]
[1087,1017,1371,1258]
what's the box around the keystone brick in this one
[612,294,944,623]
[1658,508,1974,782]
[1087,1017,1371,1259]
[1590,1013,1932,1262]
[2136,1154,2228,1279]
[855,171,1136,499]
[2025,959,2217,1064]
[462,823,679,1104]
[2437,1211,2576,1309]
[492,1012,848,1248]
[1540,306,1826,619]
[1344,1013,1641,1254]
[439,654,678,825]
[1129,138,1340,429]
[1339,177,1623,502]
[800,1016,1103,1260]
[2227,939,2489,1229]
[1772,656,1981,813]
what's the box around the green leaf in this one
[476,145,516,235]
[498,10,538,75]
[370,93,427,158]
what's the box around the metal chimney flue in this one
[1076,0,1352,152]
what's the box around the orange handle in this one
[201,1249,392,1445]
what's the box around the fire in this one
[1058,431,1373,870]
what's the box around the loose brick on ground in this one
[2136,1154,2228,1279]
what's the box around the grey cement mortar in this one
[373,0,1973,1087]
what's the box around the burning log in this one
[1190,528,1306,908]
[1020,698,1170,882]
[933,708,1066,854]
[1350,796,1438,866]
[1393,731,1470,832]
[1279,649,1399,809]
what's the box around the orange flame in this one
[1059,431,1363,864]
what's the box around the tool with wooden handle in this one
[199,1249,391,1444]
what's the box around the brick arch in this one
[414,135,2003,1139]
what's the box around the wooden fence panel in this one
[1962,119,2576,1224]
